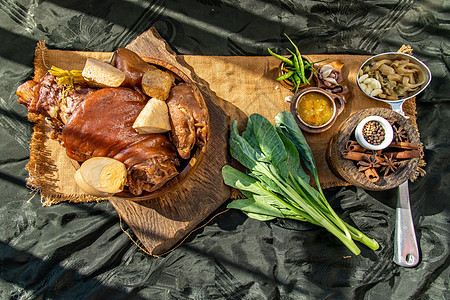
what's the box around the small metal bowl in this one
[356,52,431,115]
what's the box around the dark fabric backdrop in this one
[0,1,448,299]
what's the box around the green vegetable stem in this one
[222,112,380,255]
[268,48,294,67]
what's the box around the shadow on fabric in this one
[0,241,146,299]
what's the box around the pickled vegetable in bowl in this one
[290,87,345,133]
[297,91,333,126]
[357,52,431,101]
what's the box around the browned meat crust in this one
[166,83,209,159]
[61,87,179,195]
[17,75,179,196]
[114,47,154,87]
[17,74,95,125]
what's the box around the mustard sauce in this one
[297,92,333,126]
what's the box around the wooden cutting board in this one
[108,28,230,256]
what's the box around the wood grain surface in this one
[327,107,420,191]
[108,28,230,256]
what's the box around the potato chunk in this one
[82,58,125,88]
[141,68,174,100]
[133,97,171,134]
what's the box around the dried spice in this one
[362,120,385,145]
[357,153,381,172]
[343,140,353,156]
[379,154,400,176]
[344,146,409,181]
[342,117,418,182]
[393,124,408,142]
[369,149,383,156]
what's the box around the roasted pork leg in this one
[17,75,179,196]
[62,87,179,195]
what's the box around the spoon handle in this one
[393,181,419,267]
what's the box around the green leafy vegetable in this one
[222,112,380,255]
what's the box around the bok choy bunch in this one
[222,112,379,255]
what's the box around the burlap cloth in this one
[26,43,422,206]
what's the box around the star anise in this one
[357,153,380,172]
[379,154,401,176]
[393,124,408,142]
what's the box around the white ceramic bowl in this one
[355,116,394,151]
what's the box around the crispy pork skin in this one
[166,83,209,159]
[61,87,179,195]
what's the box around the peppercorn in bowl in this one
[354,116,394,151]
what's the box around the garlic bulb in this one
[358,75,383,97]
[318,64,340,88]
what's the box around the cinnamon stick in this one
[344,149,420,161]
[383,150,421,160]
[364,168,379,182]
[343,151,367,161]
[346,140,358,147]
[348,143,367,153]
[343,151,384,162]
[347,140,420,152]
[388,142,420,150]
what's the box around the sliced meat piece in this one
[61,87,179,195]
[166,83,209,159]
[16,80,38,108]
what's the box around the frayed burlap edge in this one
[401,98,426,181]
[26,40,108,206]
[25,116,107,206]
[25,116,47,197]
[40,193,107,207]
[34,40,49,81]
[397,45,427,181]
